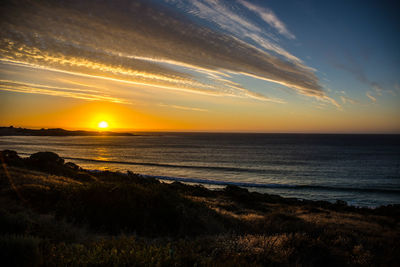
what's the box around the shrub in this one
[0,235,42,267]
[44,237,174,266]
[0,150,23,166]
[54,182,229,236]
[0,210,32,235]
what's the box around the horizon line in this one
[1,125,399,135]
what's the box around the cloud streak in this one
[366,91,376,103]
[333,56,387,101]
[340,95,358,105]
[0,0,332,105]
[0,79,129,103]
[238,0,295,39]
[159,103,208,112]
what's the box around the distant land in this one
[0,126,134,136]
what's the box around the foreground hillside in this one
[0,150,399,266]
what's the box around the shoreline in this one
[87,170,400,209]
[2,149,399,211]
[1,150,400,266]
[6,150,400,208]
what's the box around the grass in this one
[0,150,399,266]
[0,234,42,267]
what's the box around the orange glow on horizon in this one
[1,92,399,134]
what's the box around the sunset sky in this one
[0,0,399,133]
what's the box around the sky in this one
[0,0,399,133]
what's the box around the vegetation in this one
[0,150,399,266]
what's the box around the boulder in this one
[0,150,23,166]
[29,152,64,166]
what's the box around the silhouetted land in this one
[0,126,134,136]
[0,150,399,266]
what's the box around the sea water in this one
[1,133,399,207]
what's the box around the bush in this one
[0,235,42,267]
[54,182,229,236]
[44,237,173,266]
[0,210,32,235]
[0,150,23,166]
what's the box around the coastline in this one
[14,150,400,208]
[0,126,135,136]
[2,132,398,208]
[1,150,399,266]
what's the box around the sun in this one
[98,121,109,129]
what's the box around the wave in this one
[18,153,400,195]
[61,155,290,174]
[143,175,400,195]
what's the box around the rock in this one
[29,152,64,166]
[65,162,80,170]
[0,150,22,166]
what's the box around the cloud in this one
[340,95,358,105]
[322,96,341,109]
[159,103,208,112]
[238,0,295,39]
[371,82,383,96]
[366,91,376,103]
[0,79,129,103]
[395,83,400,92]
[393,82,400,96]
[0,0,330,105]
[0,59,230,98]
[332,56,387,100]
[168,0,302,64]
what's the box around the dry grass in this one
[1,166,82,189]
[0,150,399,266]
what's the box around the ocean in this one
[1,133,399,207]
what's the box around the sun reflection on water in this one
[94,147,111,162]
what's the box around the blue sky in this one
[159,0,400,105]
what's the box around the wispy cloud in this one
[0,59,230,98]
[169,0,302,64]
[340,95,358,105]
[371,82,383,96]
[394,83,400,95]
[0,79,129,103]
[322,96,341,109]
[0,0,332,106]
[159,103,208,112]
[238,0,296,39]
[366,91,376,103]
[332,56,387,101]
